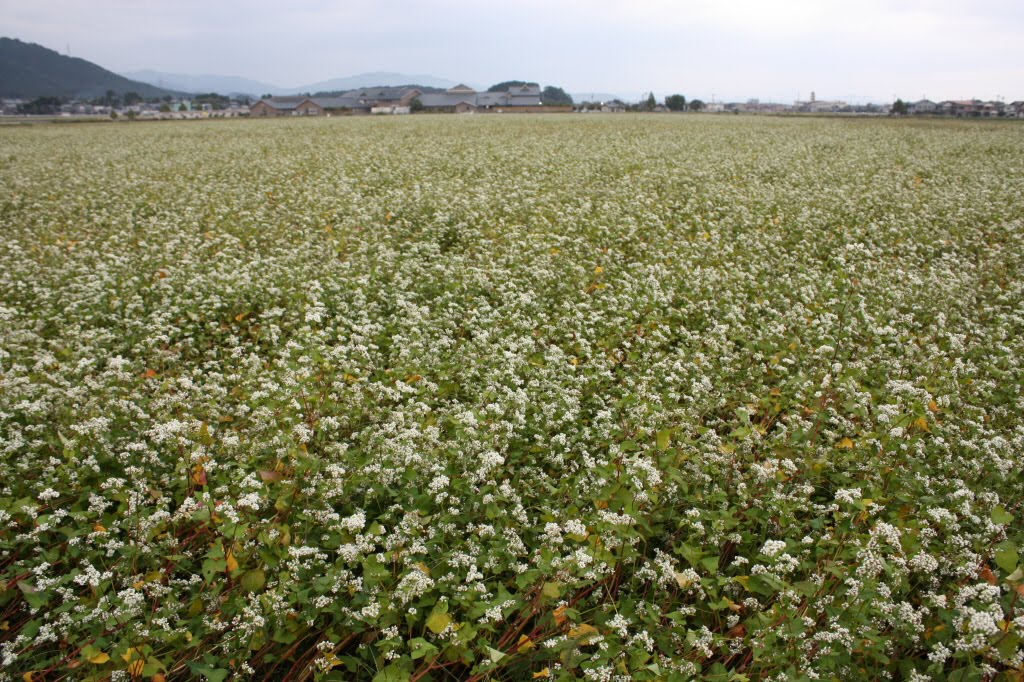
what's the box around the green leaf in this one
[656,429,671,451]
[997,632,1021,661]
[409,638,438,660]
[372,662,411,682]
[186,662,229,682]
[991,506,1014,525]
[542,581,561,599]
[486,646,506,664]
[994,541,1018,573]
[240,569,266,592]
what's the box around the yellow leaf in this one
[415,562,431,575]
[226,550,239,573]
[533,669,550,679]
[673,571,693,589]
[594,266,604,274]
[23,673,35,682]
[517,635,535,652]
[426,611,452,634]
[128,659,145,676]
[94,523,107,532]
[88,652,111,664]
[553,605,568,625]
[769,388,781,396]
[191,464,207,486]
[928,400,940,413]
[568,623,600,643]
[141,368,158,379]
[234,312,248,322]
[837,437,855,449]
[913,416,931,433]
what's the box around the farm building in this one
[418,84,543,112]
[251,83,550,116]
[250,97,305,116]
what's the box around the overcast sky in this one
[4,0,1022,102]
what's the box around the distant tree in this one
[645,92,656,111]
[123,91,142,106]
[194,92,230,110]
[109,110,118,119]
[159,103,171,113]
[542,86,573,106]
[487,80,537,92]
[17,96,63,115]
[665,94,686,111]
[178,103,188,112]
[689,99,705,111]
[410,97,424,113]
[892,98,908,116]
[125,109,137,121]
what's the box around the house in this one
[940,100,985,117]
[506,84,542,106]
[418,89,480,113]
[1008,102,1024,118]
[250,97,305,116]
[295,96,359,116]
[910,99,937,115]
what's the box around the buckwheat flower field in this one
[1,114,1023,681]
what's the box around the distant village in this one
[3,85,1023,120]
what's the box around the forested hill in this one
[0,37,178,99]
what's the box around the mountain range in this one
[2,36,618,104]
[121,69,469,97]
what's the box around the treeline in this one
[576,92,706,111]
